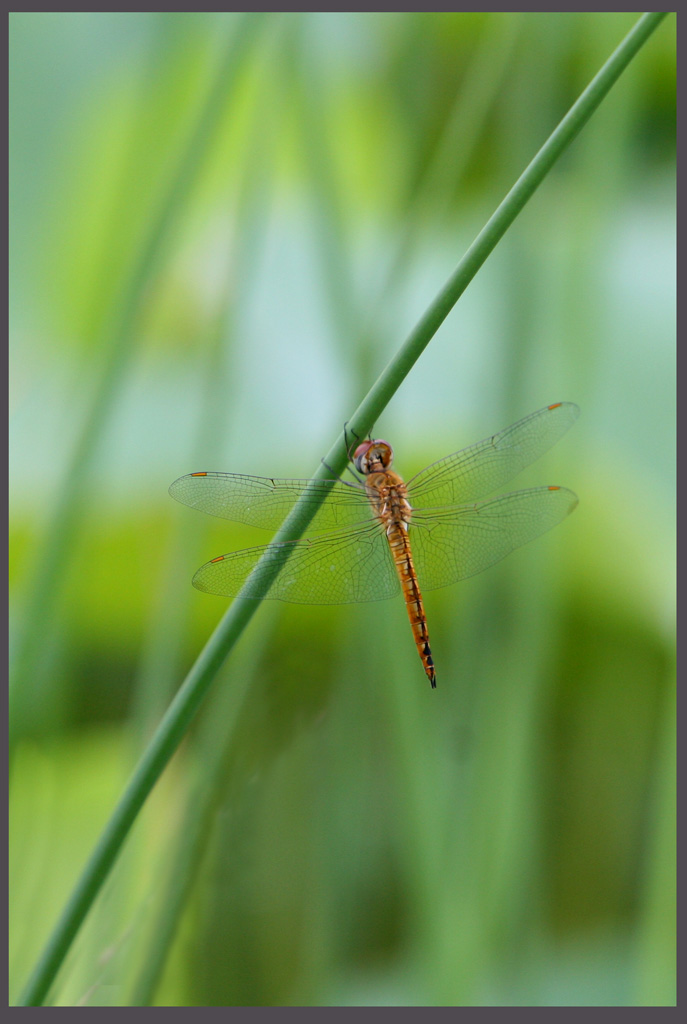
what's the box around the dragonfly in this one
[170,402,579,688]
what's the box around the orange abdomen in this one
[386,524,436,688]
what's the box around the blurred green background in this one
[9,12,675,1007]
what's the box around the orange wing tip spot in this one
[191,472,208,477]
[548,402,562,410]
[548,485,560,491]
[210,555,225,563]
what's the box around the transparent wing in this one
[192,523,399,604]
[407,402,579,507]
[169,472,373,532]
[409,486,578,591]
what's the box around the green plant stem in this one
[126,75,279,1002]
[127,616,268,1005]
[17,10,667,1007]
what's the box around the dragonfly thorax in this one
[353,439,393,475]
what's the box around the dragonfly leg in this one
[320,457,362,487]
[320,456,340,480]
[343,420,359,460]
[343,420,372,459]
[343,463,364,483]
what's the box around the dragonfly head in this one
[353,439,394,475]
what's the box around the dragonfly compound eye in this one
[353,440,393,474]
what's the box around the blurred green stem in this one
[8,13,264,750]
[124,69,279,1001]
[127,620,268,1005]
[636,669,676,1005]
[17,11,667,1006]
